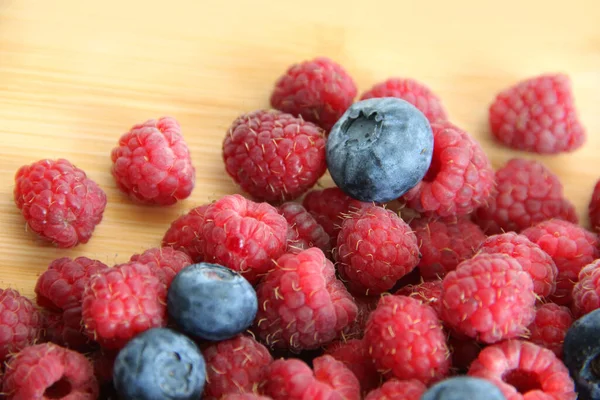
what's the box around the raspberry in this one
[263,358,314,400]
[410,216,486,280]
[201,194,288,284]
[0,288,43,363]
[473,158,578,235]
[255,247,357,352]
[365,295,450,384]
[572,259,600,317]
[270,57,357,132]
[527,303,573,358]
[161,204,210,262]
[324,339,380,394]
[489,73,585,154]
[395,279,443,315]
[1,343,99,399]
[35,256,109,311]
[13,158,107,248]
[41,308,93,351]
[81,262,167,349]
[448,335,482,372]
[223,110,327,203]
[129,246,192,288]
[202,334,273,399]
[521,219,600,305]
[468,340,576,400]
[110,116,195,205]
[440,253,536,344]
[302,187,372,248]
[402,121,494,217]
[311,354,361,400]
[341,295,378,340]
[589,178,600,232]
[336,205,420,295]
[360,78,448,123]
[221,395,273,400]
[278,202,331,255]
[364,379,427,400]
[477,232,558,299]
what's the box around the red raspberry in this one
[324,339,380,394]
[13,158,107,248]
[161,204,210,262]
[255,247,357,352]
[440,253,536,344]
[1,343,99,399]
[341,295,378,340]
[223,110,327,203]
[448,335,482,372]
[311,354,361,400]
[270,57,357,132]
[402,121,494,217]
[395,279,443,315]
[110,116,195,205]
[336,205,420,295]
[589,178,600,232]
[41,308,92,351]
[263,358,314,400]
[473,158,578,235]
[35,256,109,311]
[489,74,585,154]
[410,216,486,280]
[278,202,331,254]
[364,379,427,400]
[572,259,600,317]
[81,262,167,349]
[129,247,192,288]
[302,187,372,248]
[365,295,450,384]
[360,78,448,123]
[0,288,43,363]
[527,303,573,358]
[521,219,600,305]
[202,334,273,399]
[468,340,576,400]
[221,394,273,400]
[201,194,288,284]
[477,232,558,299]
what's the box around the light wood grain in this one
[1,0,600,299]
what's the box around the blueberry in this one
[564,308,600,399]
[326,97,433,203]
[421,376,506,400]
[113,327,206,400]
[167,262,258,341]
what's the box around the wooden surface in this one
[1,0,600,299]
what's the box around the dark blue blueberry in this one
[326,97,433,203]
[113,327,206,400]
[564,308,600,399]
[421,376,506,400]
[167,262,258,341]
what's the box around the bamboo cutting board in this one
[1,0,600,299]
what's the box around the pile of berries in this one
[3,56,600,400]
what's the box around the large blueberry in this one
[421,376,506,400]
[564,308,600,399]
[326,97,433,203]
[167,262,258,341]
[113,327,206,400]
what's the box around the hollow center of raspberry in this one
[502,369,542,394]
[422,152,441,182]
[44,377,72,398]
[341,111,382,148]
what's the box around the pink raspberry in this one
[270,57,357,132]
[410,216,486,280]
[129,246,192,288]
[360,77,448,123]
[341,295,379,340]
[365,295,450,384]
[572,259,600,317]
[521,219,600,305]
[13,158,107,248]
[395,279,443,316]
[364,379,427,400]
[161,204,210,262]
[527,303,573,358]
[324,339,380,394]
[111,116,195,205]
[336,205,420,295]
[468,340,576,400]
[223,110,327,203]
[402,121,494,217]
[201,194,288,284]
[254,247,357,352]
[477,232,558,299]
[278,202,331,254]
[0,288,43,363]
[440,253,536,344]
